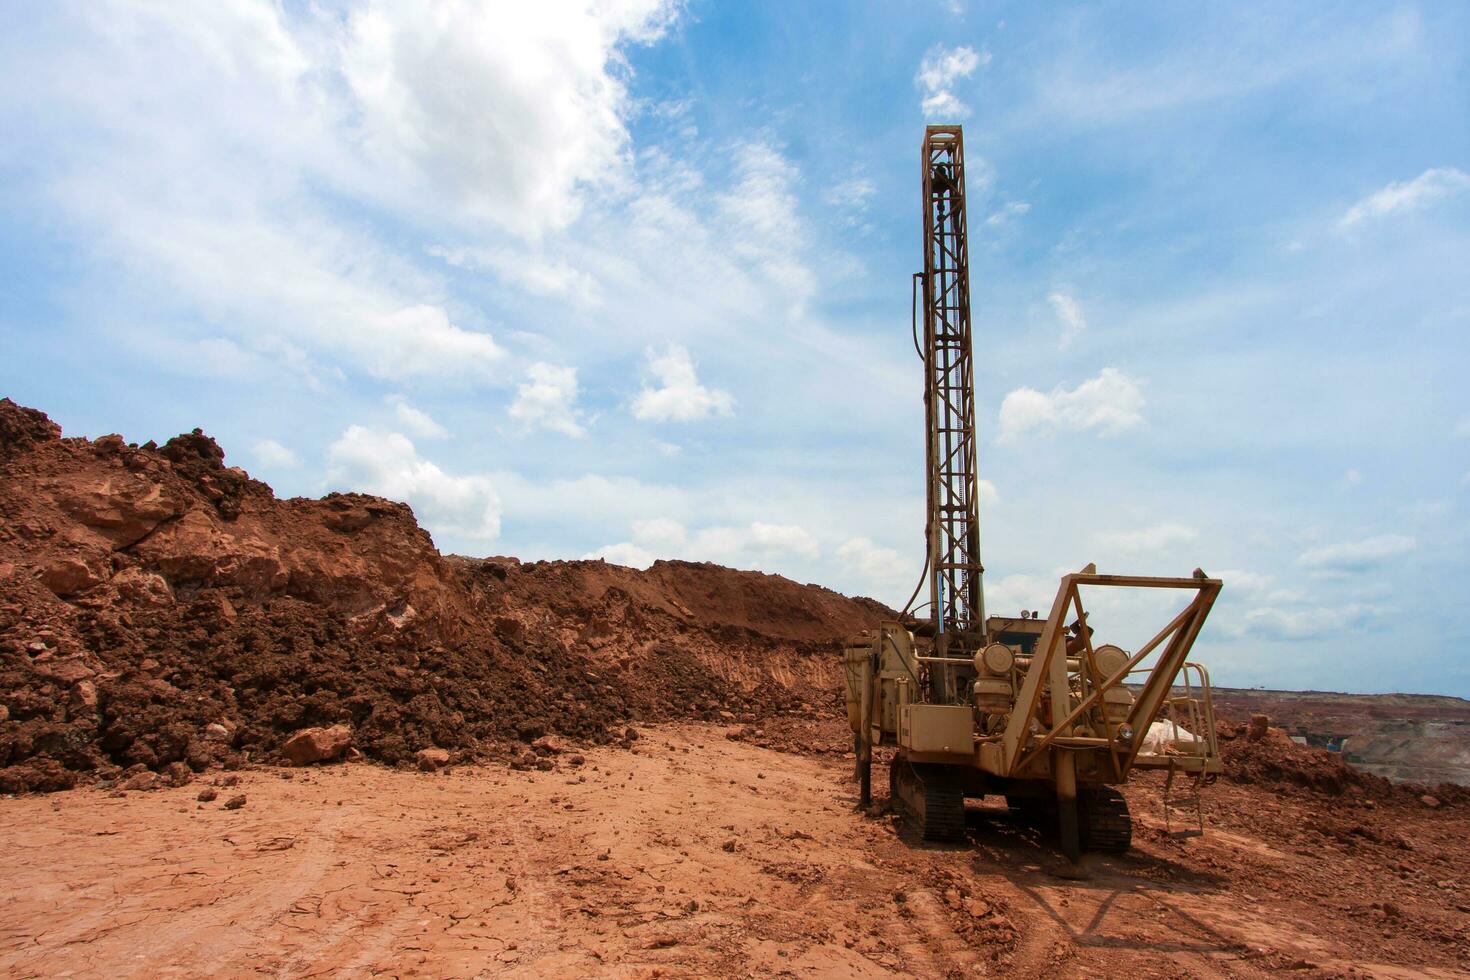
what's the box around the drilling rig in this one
[844,126,1223,860]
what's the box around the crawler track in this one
[890,756,965,842]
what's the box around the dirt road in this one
[1,722,1465,978]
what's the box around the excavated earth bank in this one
[0,399,887,792]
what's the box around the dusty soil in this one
[2,721,1467,979]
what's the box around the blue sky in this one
[2,2,1468,695]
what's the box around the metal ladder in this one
[1159,663,1218,838]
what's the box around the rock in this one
[219,774,241,787]
[1247,714,1270,742]
[197,787,218,802]
[112,567,174,606]
[164,762,193,787]
[67,680,98,716]
[31,656,96,686]
[722,839,737,853]
[532,735,564,756]
[122,771,158,791]
[964,898,991,918]
[222,794,247,810]
[567,754,586,767]
[40,558,104,596]
[624,727,641,741]
[1420,794,1441,809]
[281,724,353,765]
[535,758,555,772]
[204,723,231,741]
[718,711,736,721]
[0,704,8,723]
[416,747,451,771]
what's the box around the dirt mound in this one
[0,400,889,792]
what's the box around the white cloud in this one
[584,541,659,569]
[1094,522,1199,554]
[585,518,819,571]
[251,438,299,469]
[631,345,734,422]
[997,368,1144,443]
[984,573,1056,618]
[716,140,814,309]
[836,537,915,603]
[1343,468,1363,488]
[824,175,878,227]
[1048,290,1086,349]
[1339,167,1470,227]
[916,45,988,118]
[1298,534,1416,572]
[978,479,1000,509]
[509,362,587,438]
[1455,417,1470,439]
[428,245,600,303]
[985,200,1030,226]
[9,0,682,383]
[1233,603,1386,642]
[326,426,500,540]
[339,0,680,237]
[388,396,448,440]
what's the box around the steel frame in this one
[1000,570,1223,778]
[920,126,984,662]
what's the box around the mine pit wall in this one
[1211,688,1470,788]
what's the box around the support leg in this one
[1055,750,1080,863]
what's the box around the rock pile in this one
[0,399,888,792]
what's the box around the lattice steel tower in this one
[919,125,985,657]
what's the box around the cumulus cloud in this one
[1298,534,1416,572]
[1094,522,1199,554]
[339,0,679,236]
[509,362,587,438]
[997,368,1144,443]
[631,345,734,422]
[1048,290,1086,349]
[387,395,448,440]
[6,0,680,383]
[916,45,988,118]
[1339,167,1470,227]
[326,426,500,540]
[836,537,917,604]
[251,438,299,469]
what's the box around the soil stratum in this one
[2,398,1468,978]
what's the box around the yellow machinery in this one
[844,127,1223,859]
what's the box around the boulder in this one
[281,725,353,765]
[40,558,104,596]
[1247,714,1270,742]
[532,735,565,756]
[122,771,159,791]
[416,747,451,771]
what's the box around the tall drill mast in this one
[920,126,985,655]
